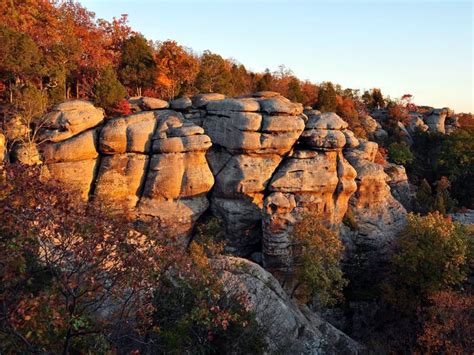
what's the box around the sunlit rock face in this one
[341,141,407,288]
[262,110,358,271]
[36,100,214,236]
[200,93,306,255]
[27,94,407,259]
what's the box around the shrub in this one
[0,165,265,353]
[388,142,414,166]
[290,214,348,306]
[417,291,474,354]
[150,241,267,354]
[384,212,471,312]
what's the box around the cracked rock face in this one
[342,142,407,286]
[262,111,358,271]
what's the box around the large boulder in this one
[128,96,169,111]
[214,256,363,354]
[39,100,104,142]
[424,108,448,134]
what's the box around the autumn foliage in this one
[0,164,265,353]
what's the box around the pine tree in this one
[119,34,157,96]
[316,82,337,112]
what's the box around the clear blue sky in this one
[82,0,473,112]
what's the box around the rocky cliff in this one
[2,93,414,353]
[10,93,407,265]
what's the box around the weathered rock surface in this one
[129,96,169,111]
[214,256,363,354]
[0,132,5,162]
[170,96,192,111]
[35,100,214,236]
[262,112,358,271]
[342,142,407,286]
[384,163,413,210]
[201,93,306,254]
[39,100,105,142]
[424,108,448,134]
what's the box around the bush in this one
[388,142,414,166]
[417,291,474,354]
[0,165,265,353]
[411,129,474,209]
[290,214,347,306]
[93,66,127,112]
[384,212,472,312]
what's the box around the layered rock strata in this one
[37,101,214,235]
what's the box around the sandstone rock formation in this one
[341,141,407,285]
[262,110,358,271]
[13,94,407,276]
[36,100,214,235]
[214,256,363,354]
[201,93,306,254]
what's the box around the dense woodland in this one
[0,0,473,354]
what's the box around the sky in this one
[82,0,473,112]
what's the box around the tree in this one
[0,25,41,102]
[93,66,127,112]
[286,77,304,103]
[119,34,157,96]
[229,63,253,96]
[195,50,232,94]
[256,69,273,92]
[417,291,474,354]
[384,212,472,312]
[0,165,266,353]
[372,88,385,109]
[316,82,337,112]
[154,40,199,100]
[387,142,414,166]
[289,215,347,306]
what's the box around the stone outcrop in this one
[214,256,363,354]
[201,93,306,254]
[27,94,407,270]
[36,100,214,236]
[128,96,169,111]
[384,163,413,210]
[262,110,358,271]
[341,141,407,285]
